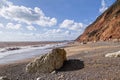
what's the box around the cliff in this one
[76,0,120,42]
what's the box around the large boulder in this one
[105,51,120,57]
[26,48,67,73]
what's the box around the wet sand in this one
[0,41,120,80]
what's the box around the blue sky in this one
[0,0,115,41]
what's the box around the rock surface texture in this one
[76,0,120,42]
[26,48,67,73]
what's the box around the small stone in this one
[58,75,64,80]
[0,76,10,80]
[51,70,57,74]
[36,77,45,80]
[84,51,89,54]
[105,51,120,57]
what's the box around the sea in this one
[0,42,68,64]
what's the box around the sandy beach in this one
[0,41,120,80]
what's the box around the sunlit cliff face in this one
[76,0,120,42]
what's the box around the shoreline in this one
[0,42,69,65]
[0,41,66,48]
[0,41,120,80]
[0,41,120,66]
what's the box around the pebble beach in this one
[0,41,120,80]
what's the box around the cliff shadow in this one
[57,59,84,72]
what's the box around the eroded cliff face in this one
[76,0,120,42]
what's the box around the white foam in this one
[0,42,67,59]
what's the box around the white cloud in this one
[0,29,79,41]
[20,32,35,36]
[0,23,4,28]
[99,0,108,13]
[0,0,12,8]
[0,0,57,27]
[44,29,72,37]
[0,0,88,41]
[60,19,86,31]
[27,26,36,31]
[65,30,71,35]
[6,23,21,30]
[45,29,63,34]
[0,31,3,34]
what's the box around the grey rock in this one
[36,77,45,80]
[105,51,120,57]
[26,48,67,73]
[51,70,57,74]
[0,76,10,80]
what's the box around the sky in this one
[0,0,115,41]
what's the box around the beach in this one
[0,0,120,80]
[0,41,120,80]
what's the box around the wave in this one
[0,42,68,59]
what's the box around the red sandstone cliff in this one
[76,0,120,42]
